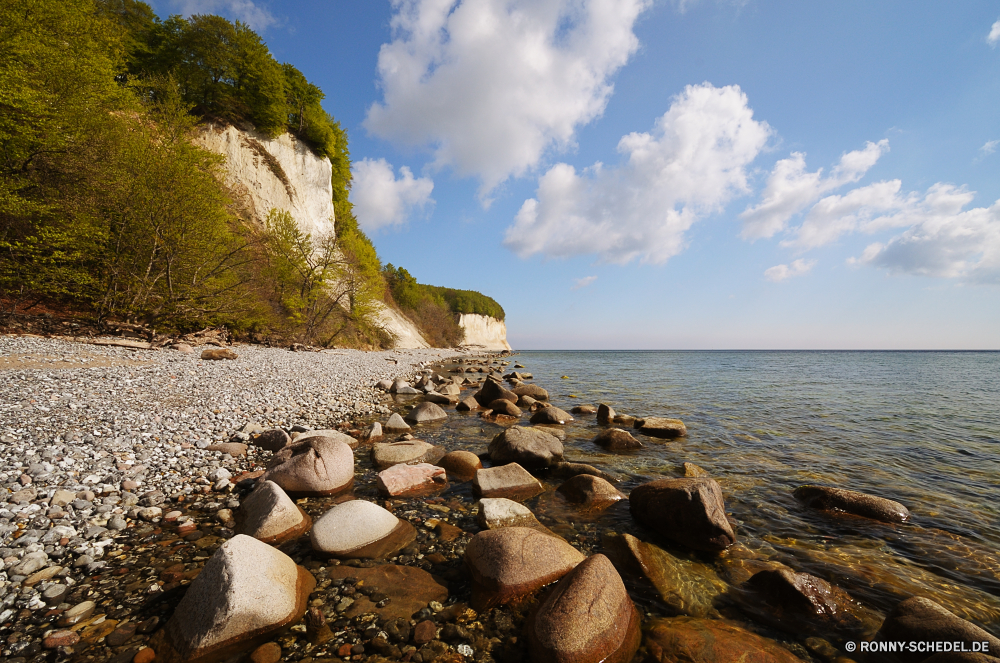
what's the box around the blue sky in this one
[155,1,1000,349]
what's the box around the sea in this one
[405,350,1000,639]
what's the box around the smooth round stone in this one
[793,485,910,523]
[593,428,643,451]
[235,480,311,545]
[528,406,573,425]
[252,429,291,452]
[556,475,626,509]
[310,499,416,559]
[635,417,688,439]
[262,436,354,497]
[384,413,411,432]
[488,426,564,468]
[404,401,448,424]
[437,450,482,482]
[371,440,445,470]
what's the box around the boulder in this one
[390,379,410,393]
[605,533,728,618]
[874,597,1000,663]
[636,417,688,439]
[550,462,619,483]
[294,429,360,451]
[572,405,597,414]
[376,379,393,391]
[251,429,290,452]
[512,384,549,401]
[556,475,625,509]
[310,499,416,559]
[793,485,910,523]
[438,383,461,396]
[404,401,448,424]
[202,348,238,360]
[518,394,538,408]
[362,422,383,442]
[384,413,411,432]
[529,407,573,425]
[474,463,544,501]
[593,428,643,451]
[527,554,641,663]
[629,478,736,552]
[156,535,314,663]
[464,527,585,610]
[425,391,459,405]
[377,463,448,498]
[262,437,354,497]
[396,386,422,395]
[613,414,638,427]
[437,450,483,482]
[645,618,804,663]
[489,399,523,417]
[683,462,709,477]
[475,380,518,407]
[234,481,311,545]
[371,440,446,470]
[456,396,480,411]
[488,426,563,468]
[477,498,557,537]
[596,403,615,424]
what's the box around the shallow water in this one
[388,351,1000,643]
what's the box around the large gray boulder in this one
[488,426,563,468]
[793,485,910,523]
[157,535,314,663]
[489,399,522,417]
[262,437,354,497]
[526,554,641,663]
[475,380,518,407]
[404,401,448,424]
[310,500,416,559]
[512,384,549,400]
[234,481,311,545]
[464,527,585,610]
[629,477,736,552]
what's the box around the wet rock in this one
[527,554,641,663]
[202,348,238,360]
[593,428,643,451]
[363,421,384,442]
[518,394,538,408]
[371,440,446,470]
[475,380,518,407]
[512,384,549,401]
[456,396,481,411]
[572,404,597,414]
[737,568,878,639]
[384,412,412,432]
[477,498,558,537]
[252,429,291,452]
[438,382,461,395]
[529,406,573,425]
[437,450,483,482]
[613,414,638,427]
[405,401,448,423]
[557,474,625,509]
[605,533,727,618]
[793,485,910,523]
[645,617,804,663]
[489,399,523,417]
[326,564,448,621]
[488,426,564,468]
[310,499,415,559]
[683,462,709,477]
[465,527,585,610]
[874,597,1000,663]
[59,600,96,626]
[636,417,688,439]
[597,403,616,424]
[425,391,459,405]
[413,620,437,644]
[474,463,544,501]
[377,462,449,498]
[250,641,282,663]
[234,480,312,545]
[43,630,80,649]
[156,535,314,663]
[550,462,619,483]
[262,436,354,497]
[630,478,736,552]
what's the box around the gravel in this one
[0,333,470,658]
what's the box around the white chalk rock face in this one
[459,314,512,351]
[234,481,311,545]
[160,535,314,663]
[310,499,416,559]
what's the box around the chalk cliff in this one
[459,314,512,351]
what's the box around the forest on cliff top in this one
[0,0,502,348]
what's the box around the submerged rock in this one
[644,617,804,663]
[325,565,448,622]
[512,384,549,400]
[477,497,558,537]
[234,480,311,545]
[526,554,641,663]
[262,436,354,497]
[636,417,688,439]
[489,399,523,417]
[464,527,585,610]
[488,426,564,468]
[371,440,446,470]
[456,395,481,411]
[475,380,518,407]
[556,474,625,509]
[597,403,616,424]
[550,461,619,483]
[793,485,910,523]
[156,535,314,663]
[529,406,574,425]
[437,450,483,482]
[593,427,643,451]
[683,462,709,477]
[572,404,597,414]
[630,477,736,552]
[874,597,1000,663]
[310,499,416,559]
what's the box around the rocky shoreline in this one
[2,335,996,663]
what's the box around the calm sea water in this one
[402,351,1000,637]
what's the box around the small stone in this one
[205,442,248,457]
[107,623,137,647]
[436,450,482,482]
[413,620,437,645]
[59,600,96,627]
[250,641,282,663]
[384,413,412,432]
[137,506,162,521]
[43,630,80,649]
[43,583,70,605]
[252,429,291,452]
[122,480,139,492]
[133,648,156,663]
[24,564,63,586]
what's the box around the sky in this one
[154,0,1000,349]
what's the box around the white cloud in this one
[764,258,816,282]
[365,0,651,197]
[783,180,905,250]
[980,139,999,156]
[350,158,435,232]
[988,19,1000,47]
[572,276,597,290]
[850,185,1000,283]
[504,83,771,264]
[169,0,277,31]
[740,140,889,240]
